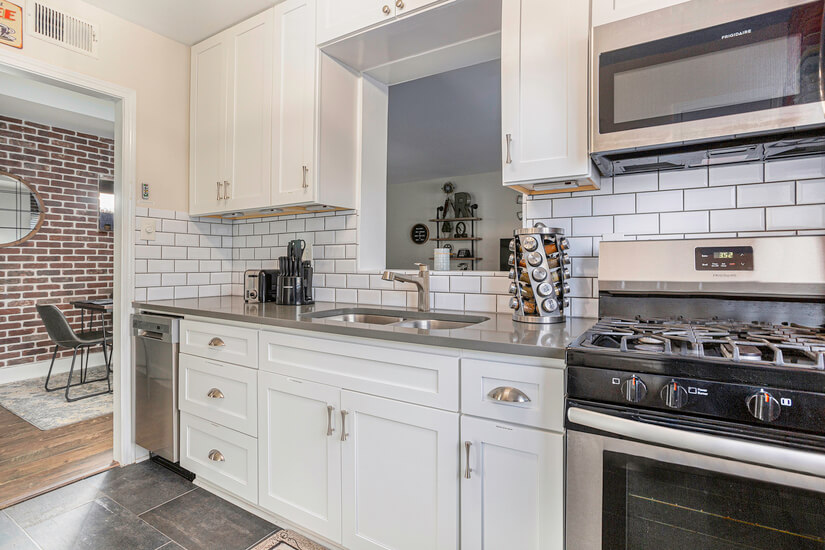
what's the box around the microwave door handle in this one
[567,406,825,478]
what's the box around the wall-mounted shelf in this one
[429,257,483,261]
[428,217,482,222]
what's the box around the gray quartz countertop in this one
[133,297,597,359]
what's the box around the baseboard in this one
[0,352,106,385]
[193,479,346,550]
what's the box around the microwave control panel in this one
[694,246,754,271]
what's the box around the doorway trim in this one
[0,49,138,466]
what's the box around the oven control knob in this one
[747,391,781,423]
[660,380,688,409]
[620,376,647,403]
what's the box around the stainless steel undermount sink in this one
[301,308,488,330]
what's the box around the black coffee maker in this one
[276,239,314,305]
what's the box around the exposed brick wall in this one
[0,117,114,369]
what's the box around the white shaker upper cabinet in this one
[224,12,274,212]
[190,10,274,216]
[190,37,228,216]
[272,0,318,206]
[340,391,459,550]
[460,416,564,550]
[316,0,391,45]
[501,0,592,188]
[592,0,690,27]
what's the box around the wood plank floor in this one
[0,404,115,509]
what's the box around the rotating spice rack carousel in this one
[508,225,572,324]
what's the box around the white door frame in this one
[0,50,138,466]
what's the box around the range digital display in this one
[695,247,754,271]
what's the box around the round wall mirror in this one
[0,171,45,247]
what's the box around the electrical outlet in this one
[140,218,157,241]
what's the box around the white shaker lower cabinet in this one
[460,415,564,550]
[258,372,343,544]
[340,391,459,550]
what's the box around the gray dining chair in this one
[36,304,112,402]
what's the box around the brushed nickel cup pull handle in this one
[396,0,404,8]
[505,134,512,164]
[208,337,225,348]
[208,449,225,462]
[340,410,349,442]
[207,388,224,399]
[464,441,472,479]
[487,386,531,403]
[327,405,335,436]
[382,5,391,14]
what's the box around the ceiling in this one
[387,60,502,184]
[82,0,283,45]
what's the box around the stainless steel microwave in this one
[591,0,825,155]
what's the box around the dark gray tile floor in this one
[1,461,282,550]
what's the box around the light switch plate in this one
[140,218,157,241]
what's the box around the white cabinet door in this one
[272,0,318,206]
[316,0,390,45]
[592,0,689,27]
[225,11,274,211]
[341,391,459,550]
[395,0,448,17]
[258,372,342,544]
[190,37,228,216]
[501,0,591,186]
[460,416,564,550]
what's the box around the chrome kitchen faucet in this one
[382,263,430,312]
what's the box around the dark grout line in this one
[3,510,44,550]
[135,486,199,518]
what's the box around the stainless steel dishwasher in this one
[133,313,181,463]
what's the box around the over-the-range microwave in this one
[591,0,825,174]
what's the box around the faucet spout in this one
[381,265,430,311]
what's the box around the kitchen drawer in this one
[179,354,257,436]
[180,412,258,503]
[180,319,258,368]
[461,358,564,432]
[259,329,460,411]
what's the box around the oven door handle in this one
[568,406,825,478]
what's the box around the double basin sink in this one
[301,308,489,330]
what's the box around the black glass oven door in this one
[602,451,825,549]
[599,1,825,134]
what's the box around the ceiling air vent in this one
[27,2,98,57]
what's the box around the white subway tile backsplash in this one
[553,197,592,217]
[161,273,187,286]
[659,169,708,190]
[135,273,161,287]
[381,290,407,307]
[147,287,174,301]
[336,288,357,303]
[766,205,825,230]
[346,274,370,289]
[710,208,764,232]
[162,219,188,233]
[174,286,198,299]
[593,194,635,215]
[148,260,175,273]
[613,173,658,193]
[573,257,599,278]
[797,180,825,204]
[464,294,496,312]
[523,197,553,219]
[614,214,658,235]
[357,289,382,305]
[161,246,187,260]
[325,216,345,231]
[765,157,825,182]
[450,276,480,293]
[335,259,357,273]
[637,190,682,213]
[435,293,464,310]
[314,287,335,302]
[482,276,510,294]
[737,182,795,208]
[684,186,736,211]
[572,216,613,236]
[660,211,709,234]
[709,163,763,187]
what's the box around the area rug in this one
[252,530,329,550]
[0,366,112,430]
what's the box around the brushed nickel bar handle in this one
[302,165,309,189]
[487,386,531,403]
[505,134,512,164]
[208,337,225,348]
[464,441,472,479]
[216,181,222,200]
[223,180,230,200]
[208,449,225,462]
[340,410,349,442]
[327,405,335,436]
[207,388,225,399]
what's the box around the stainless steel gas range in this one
[565,236,825,550]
